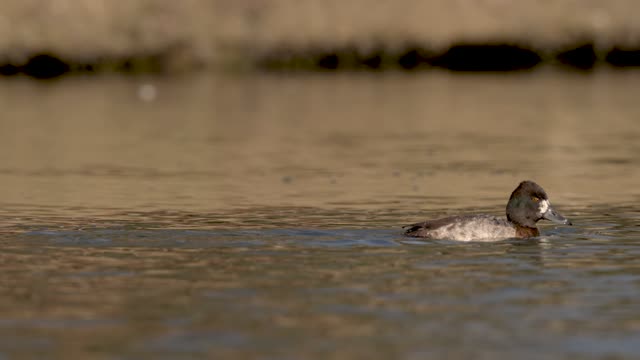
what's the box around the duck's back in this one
[404,214,516,241]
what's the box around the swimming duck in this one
[404,180,571,241]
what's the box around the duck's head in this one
[506,180,572,228]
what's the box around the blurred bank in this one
[2,0,640,76]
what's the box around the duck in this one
[404,180,571,241]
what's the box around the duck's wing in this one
[403,216,467,237]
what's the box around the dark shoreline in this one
[4,1,640,76]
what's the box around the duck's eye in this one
[531,196,540,202]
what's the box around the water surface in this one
[0,70,638,359]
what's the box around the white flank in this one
[428,215,516,242]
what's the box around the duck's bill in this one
[542,206,572,225]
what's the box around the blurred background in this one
[3,0,640,75]
[0,1,639,359]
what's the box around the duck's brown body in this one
[514,225,539,238]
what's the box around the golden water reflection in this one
[0,70,637,221]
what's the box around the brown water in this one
[0,70,638,359]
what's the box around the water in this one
[0,70,638,359]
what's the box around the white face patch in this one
[539,199,550,215]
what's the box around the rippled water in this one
[0,70,638,359]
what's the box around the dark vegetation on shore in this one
[4,43,640,79]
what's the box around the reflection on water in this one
[0,70,638,215]
[0,70,638,358]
